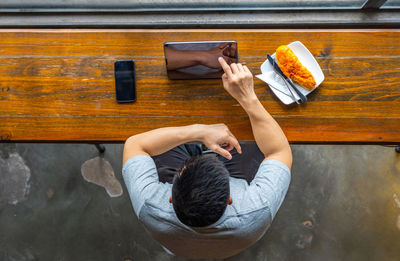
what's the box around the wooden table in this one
[0,29,399,143]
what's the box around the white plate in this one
[256,41,324,105]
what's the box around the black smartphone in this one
[114,60,136,103]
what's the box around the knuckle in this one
[210,144,218,150]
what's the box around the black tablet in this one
[164,41,238,80]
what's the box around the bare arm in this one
[165,46,233,70]
[165,47,204,70]
[123,124,241,165]
[218,57,292,169]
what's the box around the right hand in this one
[196,124,242,160]
[218,57,257,105]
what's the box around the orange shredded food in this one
[276,45,316,90]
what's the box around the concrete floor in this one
[0,143,399,261]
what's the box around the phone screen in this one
[114,60,136,102]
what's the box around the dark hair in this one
[172,154,230,227]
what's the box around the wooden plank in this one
[0,57,399,107]
[0,29,399,143]
[1,30,400,57]
[1,116,398,143]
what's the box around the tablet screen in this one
[164,41,238,80]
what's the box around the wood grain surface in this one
[0,29,399,143]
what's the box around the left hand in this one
[196,124,242,160]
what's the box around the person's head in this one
[171,154,231,227]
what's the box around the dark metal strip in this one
[362,0,388,9]
[0,10,399,28]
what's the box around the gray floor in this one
[0,143,399,261]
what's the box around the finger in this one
[225,143,234,151]
[243,65,251,74]
[227,131,242,154]
[230,63,239,74]
[228,136,242,154]
[237,63,244,72]
[212,146,232,160]
[218,57,233,77]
